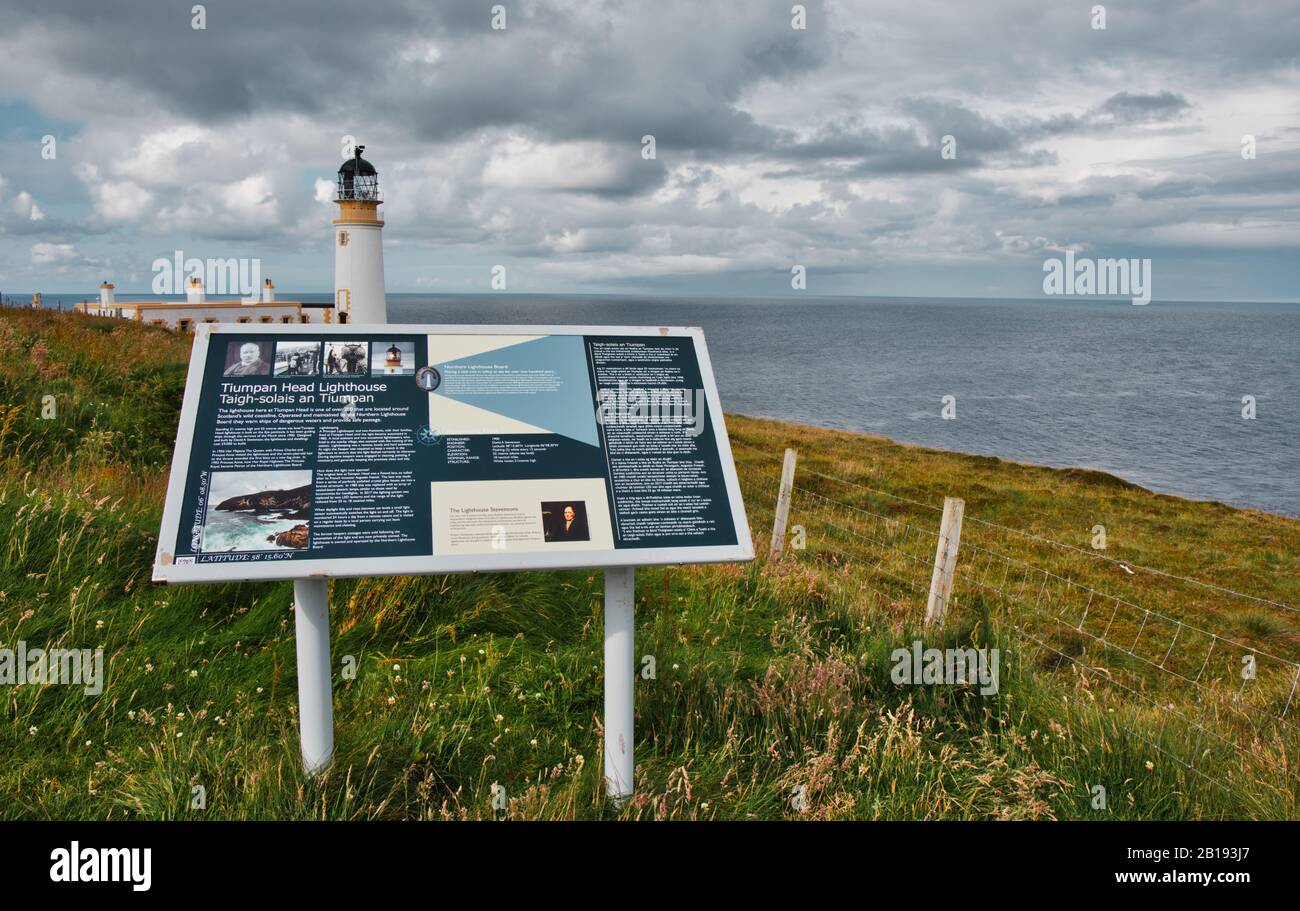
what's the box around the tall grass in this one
[0,309,1296,819]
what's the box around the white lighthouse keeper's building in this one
[333,145,387,324]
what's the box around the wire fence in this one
[730,438,1300,808]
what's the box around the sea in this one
[199,510,304,553]
[29,293,1300,517]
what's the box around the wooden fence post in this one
[925,497,965,627]
[769,448,797,561]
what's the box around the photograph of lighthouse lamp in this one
[1,0,1297,852]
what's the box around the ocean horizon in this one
[18,292,1299,518]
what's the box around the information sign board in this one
[154,324,753,582]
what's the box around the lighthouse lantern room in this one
[333,145,387,324]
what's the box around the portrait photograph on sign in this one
[542,501,590,542]
[223,340,273,377]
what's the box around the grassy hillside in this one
[1,308,1297,820]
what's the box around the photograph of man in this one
[223,341,272,377]
[542,501,590,543]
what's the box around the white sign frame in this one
[154,322,754,584]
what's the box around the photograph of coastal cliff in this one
[200,470,313,553]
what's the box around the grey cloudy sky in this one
[0,0,1297,299]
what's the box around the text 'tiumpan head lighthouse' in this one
[333,144,386,324]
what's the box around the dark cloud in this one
[1095,91,1192,124]
[0,0,1295,297]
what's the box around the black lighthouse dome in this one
[337,145,381,201]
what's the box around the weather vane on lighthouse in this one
[333,143,387,324]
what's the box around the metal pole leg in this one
[293,578,334,776]
[603,566,635,801]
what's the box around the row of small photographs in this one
[222,340,417,377]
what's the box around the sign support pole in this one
[603,566,635,802]
[294,577,334,775]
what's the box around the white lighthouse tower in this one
[333,145,386,324]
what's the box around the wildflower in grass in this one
[190,670,198,678]
[494,714,504,724]
[28,726,37,735]
[530,739,538,748]
[96,620,104,629]
[393,663,401,672]
[387,697,396,705]
[1145,760,1154,770]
